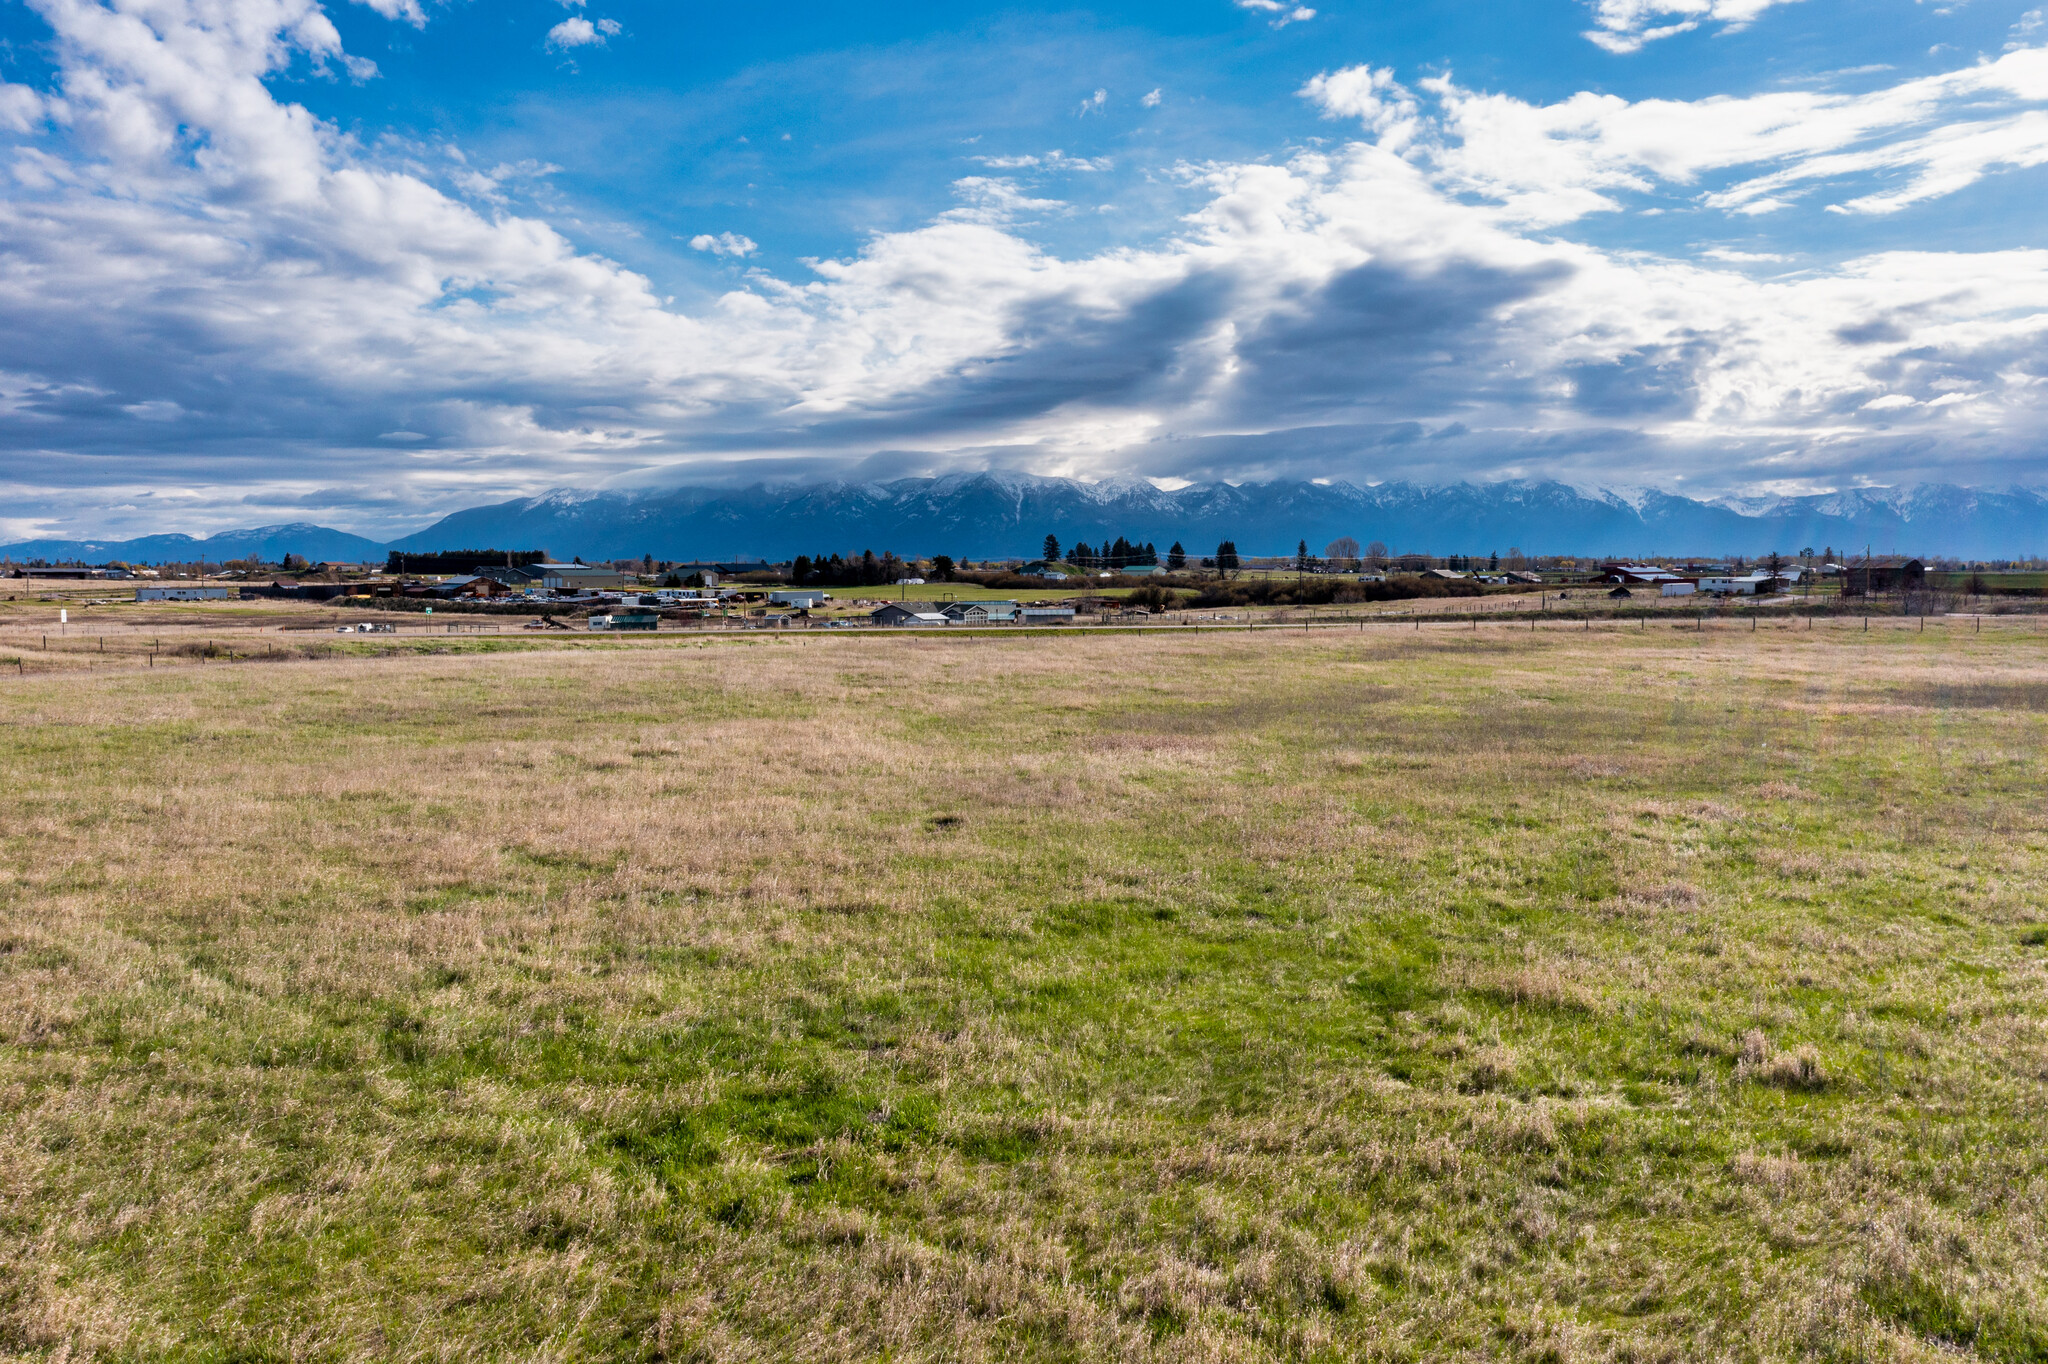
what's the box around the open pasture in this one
[2,626,2046,1362]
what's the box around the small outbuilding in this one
[1843,557,1925,596]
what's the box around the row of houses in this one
[870,600,1076,626]
[1602,559,1926,596]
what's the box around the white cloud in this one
[974,150,1113,172]
[1078,88,1107,116]
[1142,89,1162,108]
[352,0,425,27]
[546,16,620,49]
[939,177,1067,224]
[689,232,758,257]
[2013,10,2046,49]
[1236,0,1316,25]
[1301,67,1421,149]
[1701,248,1790,261]
[1583,0,1800,54]
[1301,49,2048,225]
[1,0,2047,535]
[0,83,44,134]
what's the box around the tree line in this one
[790,551,917,586]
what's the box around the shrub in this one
[1736,1030,1826,1089]
[1187,574,1483,609]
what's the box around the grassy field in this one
[1926,572,2048,593]
[3,625,2047,1362]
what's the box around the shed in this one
[1843,557,1925,596]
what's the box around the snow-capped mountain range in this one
[380,475,2048,561]
[6,478,2045,564]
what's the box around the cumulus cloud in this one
[1141,89,1162,108]
[546,15,620,49]
[690,232,758,257]
[1583,0,1799,54]
[0,0,2045,538]
[1302,67,1422,148]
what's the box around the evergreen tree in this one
[1167,541,1185,571]
[791,555,813,584]
[1216,541,1239,577]
[1295,539,1312,574]
[1043,534,1061,564]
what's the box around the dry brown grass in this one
[0,624,2045,1361]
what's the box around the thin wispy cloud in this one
[1236,0,1317,28]
[1583,0,1801,53]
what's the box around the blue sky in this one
[2,0,2046,537]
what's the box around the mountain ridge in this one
[6,479,2046,563]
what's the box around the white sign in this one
[59,609,67,624]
